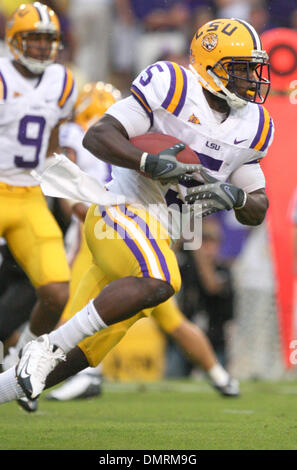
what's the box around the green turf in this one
[0,379,296,450]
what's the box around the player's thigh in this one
[0,183,22,237]
[152,296,185,334]
[85,204,181,293]
[6,189,70,288]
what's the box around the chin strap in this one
[189,64,247,110]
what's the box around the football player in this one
[0,18,272,404]
[0,3,77,408]
[45,82,238,402]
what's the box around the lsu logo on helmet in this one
[190,18,271,109]
[201,33,218,52]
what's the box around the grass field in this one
[0,379,296,450]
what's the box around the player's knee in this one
[141,277,174,309]
[36,282,69,312]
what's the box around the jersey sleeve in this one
[106,61,188,137]
[229,162,266,193]
[106,95,151,138]
[130,61,189,125]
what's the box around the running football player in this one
[46,82,239,402]
[0,18,272,404]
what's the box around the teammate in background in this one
[0,18,273,405]
[46,82,239,402]
[0,3,77,410]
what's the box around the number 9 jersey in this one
[0,57,77,186]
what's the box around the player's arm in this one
[83,62,201,182]
[83,113,142,170]
[230,162,269,226]
[83,105,200,182]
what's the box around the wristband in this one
[140,152,148,173]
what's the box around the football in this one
[130,133,200,164]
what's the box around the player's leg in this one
[45,241,153,396]
[0,260,149,404]
[45,317,147,393]
[46,204,179,353]
[46,224,149,401]
[4,186,70,359]
[15,204,181,400]
[152,297,218,369]
[45,225,102,400]
[0,247,36,347]
[152,298,239,396]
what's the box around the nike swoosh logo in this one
[234,138,248,145]
[223,185,236,203]
[19,359,31,380]
[158,162,175,176]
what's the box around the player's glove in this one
[140,143,201,183]
[185,167,247,216]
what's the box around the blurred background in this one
[0,0,297,384]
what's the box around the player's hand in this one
[140,143,201,183]
[185,167,247,216]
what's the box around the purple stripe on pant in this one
[117,205,171,285]
[99,206,150,278]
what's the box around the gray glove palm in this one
[185,167,247,217]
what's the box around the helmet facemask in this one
[209,54,271,107]
[11,29,60,75]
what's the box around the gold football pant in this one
[64,203,184,367]
[0,182,70,288]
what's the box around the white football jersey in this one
[59,121,111,186]
[0,57,77,186]
[105,61,274,238]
